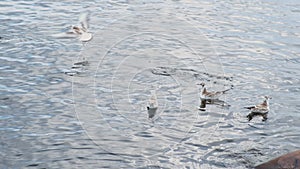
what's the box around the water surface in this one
[1,0,299,168]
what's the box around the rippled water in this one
[1,0,299,168]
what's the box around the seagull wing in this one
[251,107,269,113]
[79,13,89,30]
[206,91,224,99]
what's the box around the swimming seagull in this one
[198,83,232,101]
[147,90,158,119]
[53,13,93,42]
[245,96,271,121]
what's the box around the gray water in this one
[1,0,300,168]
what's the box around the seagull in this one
[147,90,158,119]
[198,83,232,101]
[53,13,93,42]
[245,96,271,121]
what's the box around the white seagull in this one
[198,83,232,101]
[245,96,271,121]
[53,13,93,42]
[147,90,158,119]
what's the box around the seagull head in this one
[264,96,272,100]
[197,82,205,88]
[71,26,83,34]
[263,96,271,109]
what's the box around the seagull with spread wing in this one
[53,13,93,42]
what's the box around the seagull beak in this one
[196,83,205,87]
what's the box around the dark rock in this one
[255,150,300,169]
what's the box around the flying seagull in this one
[53,13,93,42]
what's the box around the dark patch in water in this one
[151,66,233,83]
[0,97,9,100]
[73,60,89,66]
[27,163,39,167]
